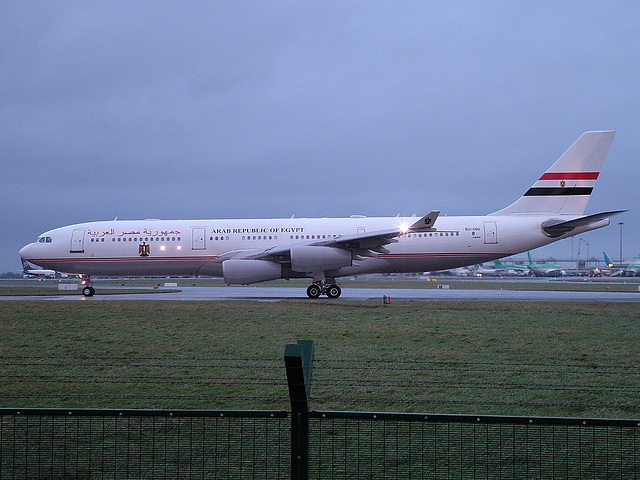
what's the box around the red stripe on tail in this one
[539,172,599,180]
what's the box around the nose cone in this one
[19,243,36,261]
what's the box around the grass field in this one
[1,300,639,419]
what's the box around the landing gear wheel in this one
[306,284,322,299]
[82,286,95,297]
[326,285,342,299]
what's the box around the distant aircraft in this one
[19,131,625,297]
[492,258,531,276]
[604,252,640,276]
[424,266,473,276]
[604,251,615,268]
[21,257,56,279]
[526,252,566,277]
[621,262,640,277]
[471,263,510,277]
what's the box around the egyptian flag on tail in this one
[490,131,615,216]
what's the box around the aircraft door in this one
[70,229,85,253]
[192,228,206,250]
[483,222,498,244]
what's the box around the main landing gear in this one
[306,281,342,299]
[81,276,95,297]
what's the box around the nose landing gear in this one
[82,286,95,297]
[306,281,341,299]
[81,276,95,297]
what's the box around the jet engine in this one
[222,259,282,284]
[290,246,352,272]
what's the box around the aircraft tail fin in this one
[21,257,31,272]
[604,252,614,268]
[490,131,615,216]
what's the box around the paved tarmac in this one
[2,285,640,302]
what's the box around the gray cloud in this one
[2,2,639,271]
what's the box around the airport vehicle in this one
[19,131,625,297]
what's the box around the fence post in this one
[285,340,314,480]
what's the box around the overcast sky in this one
[2,2,639,273]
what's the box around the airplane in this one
[492,258,531,276]
[526,251,566,277]
[21,257,56,279]
[19,131,625,298]
[471,263,510,277]
[424,266,473,276]
[604,252,640,276]
[604,251,615,269]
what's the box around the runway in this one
[3,285,640,302]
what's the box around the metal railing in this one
[307,411,640,479]
[0,408,289,479]
[1,340,638,479]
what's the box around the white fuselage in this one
[17,131,621,298]
[19,215,605,280]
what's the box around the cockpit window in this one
[38,237,53,243]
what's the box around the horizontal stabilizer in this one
[542,210,627,237]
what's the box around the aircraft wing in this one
[254,228,402,262]
[222,210,440,265]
